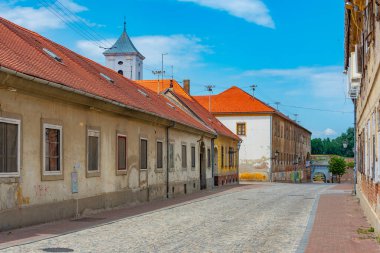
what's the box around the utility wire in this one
[38,0,112,49]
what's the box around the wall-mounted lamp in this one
[345,1,363,12]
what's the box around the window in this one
[43,124,62,174]
[138,72,141,80]
[157,141,163,169]
[118,61,123,65]
[169,143,174,169]
[221,146,224,167]
[191,146,196,168]
[140,139,148,170]
[0,118,20,176]
[182,144,187,168]
[87,130,100,172]
[237,123,246,136]
[229,147,234,167]
[118,70,123,75]
[207,148,211,168]
[117,135,127,171]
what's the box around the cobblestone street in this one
[1,184,334,253]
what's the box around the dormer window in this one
[100,73,114,83]
[43,48,62,62]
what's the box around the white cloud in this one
[323,128,337,136]
[59,0,88,12]
[0,0,90,31]
[242,66,347,98]
[76,35,211,69]
[178,0,275,28]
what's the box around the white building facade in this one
[217,115,272,180]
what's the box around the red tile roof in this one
[194,86,311,134]
[0,17,214,135]
[136,80,240,141]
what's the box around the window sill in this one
[116,169,127,176]
[42,173,64,181]
[155,168,164,173]
[86,171,101,178]
[0,177,20,184]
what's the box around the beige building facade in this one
[0,18,216,230]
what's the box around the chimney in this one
[183,79,190,94]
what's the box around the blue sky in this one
[0,0,352,138]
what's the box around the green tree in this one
[328,156,347,183]
[311,127,354,157]
[311,138,323,154]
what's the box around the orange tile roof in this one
[194,86,311,134]
[0,17,214,135]
[193,86,275,114]
[136,79,192,99]
[136,80,240,140]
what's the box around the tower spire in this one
[123,16,126,32]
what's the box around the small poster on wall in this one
[71,172,78,193]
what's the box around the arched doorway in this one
[313,172,327,183]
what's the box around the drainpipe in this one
[354,99,357,195]
[166,122,175,198]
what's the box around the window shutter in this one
[0,123,5,173]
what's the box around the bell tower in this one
[103,21,144,80]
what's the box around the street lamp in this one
[343,140,348,149]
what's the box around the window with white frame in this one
[117,135,127,171]
[43,123,62,174]
[0,118,20,176]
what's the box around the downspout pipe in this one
[353,99,357,195]
[166,122,175,198]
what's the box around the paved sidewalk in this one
[305,184,380,253]
[0,183,265,250]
